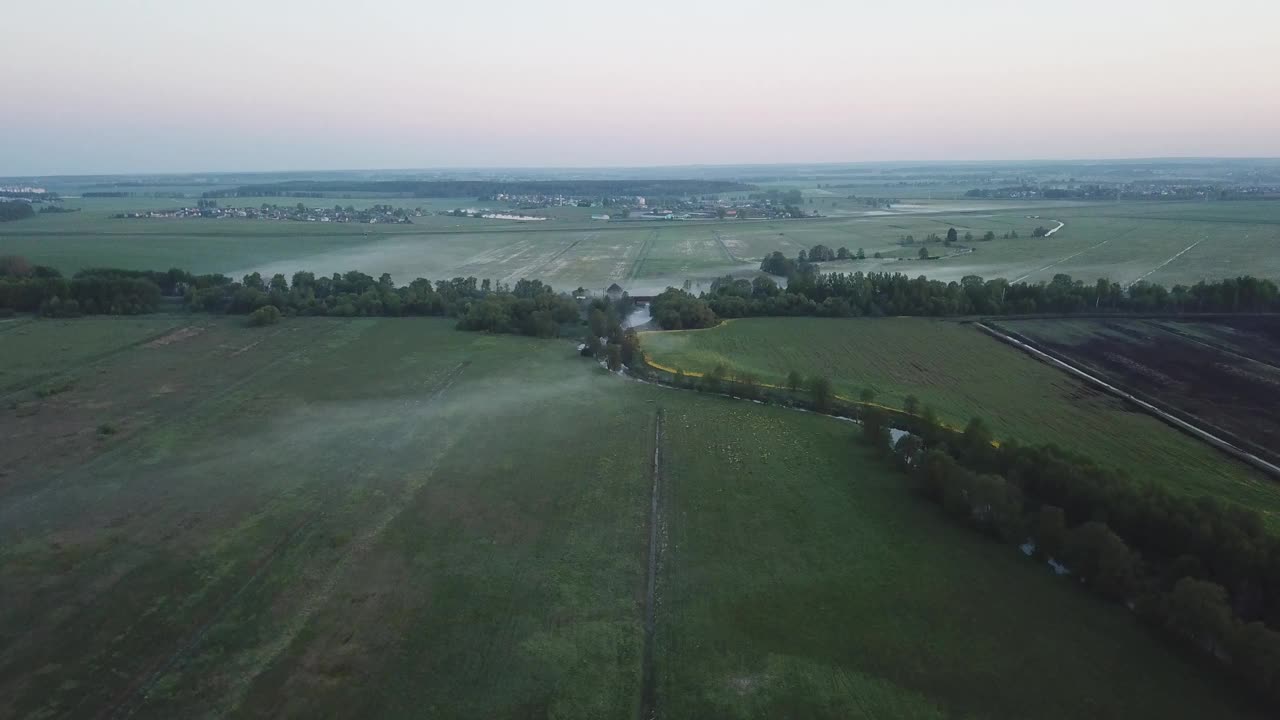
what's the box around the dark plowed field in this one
[999,317,1280,464]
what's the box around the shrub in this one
[247,305,282,327]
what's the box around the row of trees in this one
[0,262,164,316]
[206,179,753,200]
[873,411,1280,708]
[187,270,583,337]
[650,288,718,330]
[703,270,1280,319]
[759,246,872,276]
[0,256,588,339]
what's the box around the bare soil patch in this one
[1009,317,1280,464]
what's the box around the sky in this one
[3,0,1278,175]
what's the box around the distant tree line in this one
[0,202,35,222]
[203,179,754,200]
[965,185,1120,200]
[0,261,163,316]
[705,270,1280,319]
[0,256,588,338]
[747,188,804,205]
[186,271,583,337]
[870,410,1280,710]
[86,191,189,198]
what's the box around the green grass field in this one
[5,197,1278,295]
[0,316,1269,718]
[639,317,1280,519]
[0,315,184,394]
[658,399,1264,719]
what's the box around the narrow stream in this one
[623,304,653,329]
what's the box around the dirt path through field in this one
[639,408,664,720]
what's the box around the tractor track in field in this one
[499,237,585,286]
[101,512,323,720]
[639,408,664,720]
[711,229,747,264]
[518,236,584,283]
[623,230,658,290]
[102,362,469,720]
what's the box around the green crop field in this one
[5,196,1279,296]
[639,317,1280,518]
[0,316,1267,718]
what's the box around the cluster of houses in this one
[966,183,1280,201]
[112,203,418,224]
[591,200,808,222]
[487,193,647,210]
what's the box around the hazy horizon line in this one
[6,154,1280,182]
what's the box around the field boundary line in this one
[639,408,663,720]
[975,322,1280,479]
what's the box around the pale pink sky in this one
[3,0,1278,174]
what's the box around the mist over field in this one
[4,0,1280,716]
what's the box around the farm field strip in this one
[638,317,1280,519]
[976,321,1280,478]
[9,200,1280,293]
[639,409,663,719]
[1150,320,1280,372]
[1011,237,1114,283]
[998,317,1280,476]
